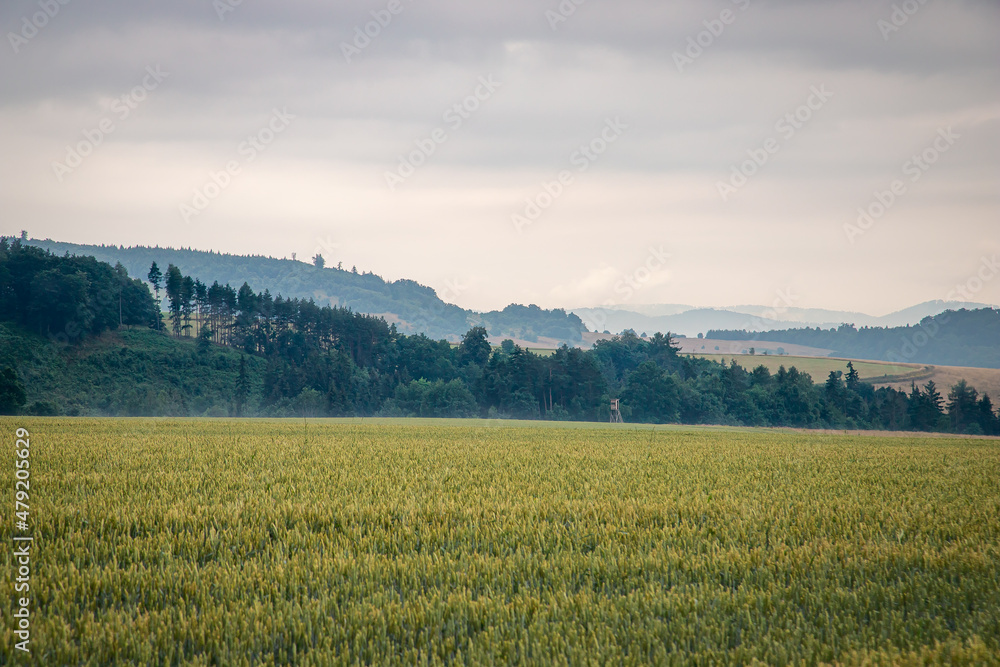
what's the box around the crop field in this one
[2,418,999,665]
[682,354,920,383]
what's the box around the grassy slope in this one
[1,418,997,664]
[0,323,265,417]
[873,364,1000,403]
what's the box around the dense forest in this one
[1,237,997,435]
[24,236,586,344]
[709,308,1000,369]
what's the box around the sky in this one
[1,0,998,316]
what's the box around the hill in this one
[0,322,266,417]
[707,309,1000,369]
[24,237,585,344]
[572,300,990,339]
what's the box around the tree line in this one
[0,238,997,434]
[139,260,1000,434]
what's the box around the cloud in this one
[1,0,998,314]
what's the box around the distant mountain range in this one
[571,301,991,339]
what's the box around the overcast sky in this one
[1,0,997,315]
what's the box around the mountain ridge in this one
[23,237,585,344]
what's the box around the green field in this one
[2,418,999,665]
[684,353,921,382]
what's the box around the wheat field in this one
[2,418,999,665]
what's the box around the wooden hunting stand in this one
[610,398,623,424]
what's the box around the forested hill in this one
[2,237,998,435]
[24,237,585,343]
[708,308,1000,369]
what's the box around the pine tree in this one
[235,356,250,417]
[147,262,163,330]
[947,380,979,433]
[978,394,998,435]
[165,264,184,336]
[845,362,861,391]
[197,324,213,354]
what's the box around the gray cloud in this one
[1,0,997,314]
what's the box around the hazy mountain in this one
[573,301,990,338]
[723,301,990,328]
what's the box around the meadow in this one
[2,418,999,665]
[682,353,920,382]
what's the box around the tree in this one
[147,262,162,298]
[197,324,213,354]
[621,361,680,423]
[27,268,91,337]
[924,381,944,422]
[194,279,207,337]
[180,276,195,337]
[147,262,163,330]
[0,367,27,415]
[947,379,979,433]
[165,264,184,336]
[825,370,844,415]
[458,326,491,367]
[313,254,325,269]
[845,362,861,391]
[977,394,998,436]
[907,381,945,432]
[235,355,250,416]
